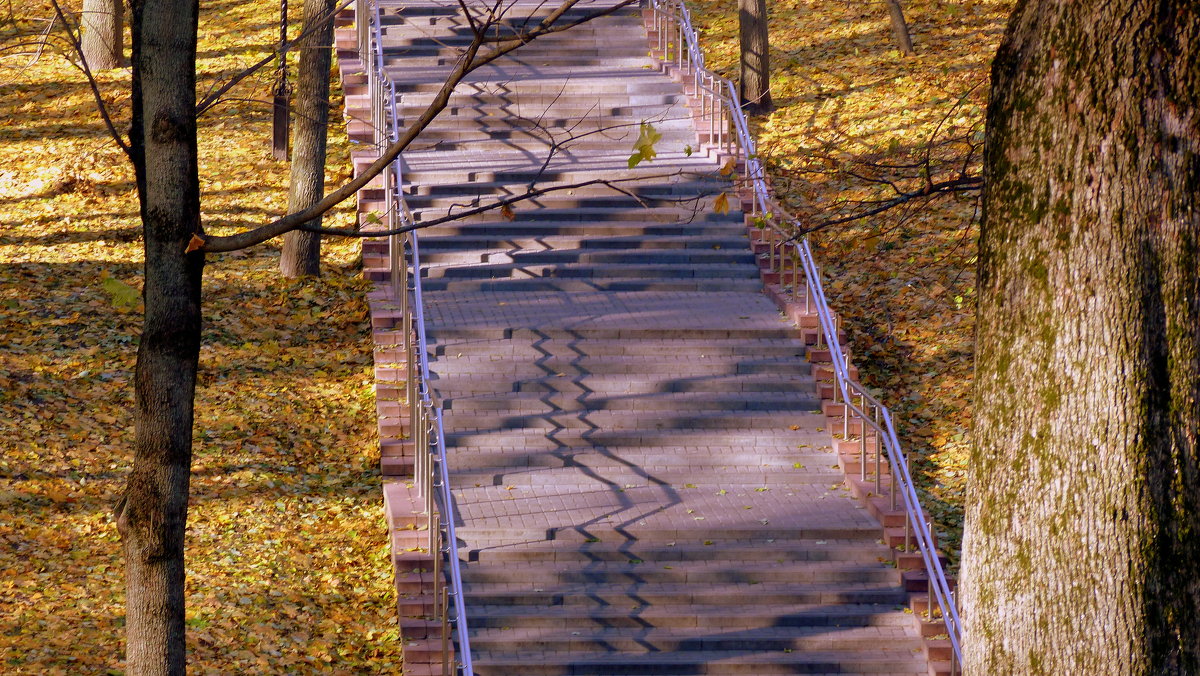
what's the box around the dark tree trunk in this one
[279,0,336,278]
[81,0,123,69]
[884,0,914,56]
[737,0,772,115]
[118,0,202,673]
[962,0,1200,673]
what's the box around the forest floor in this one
[0,1,403,673]
[1,0,1011,671]
[690,0,1014,562]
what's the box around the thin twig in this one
[201,0,639,253]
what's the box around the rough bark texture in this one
[737,0,771,115]
[884,0,914,56]
[279,0,335,278]
[962,1,1200,673]
[118,0,202,672]
[81,0,123,69]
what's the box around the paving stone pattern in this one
[362,1,931,673]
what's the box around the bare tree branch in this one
[787,175,982,239]
[200,0,640,254]
[195,0,355,116]
[293,171,700,238]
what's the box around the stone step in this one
[398,105,696,124]
[440,391,821,412]
[435,375,817,396]
[410,277,769,293]
[403,133,697,155]
[403,177,726,197]
[436,411,828,432]
[442,447,835,467]
[411,205,739,224]
[381,53,657,67]
[427,356,814,377]
[455,523,884,542]
[417,248,755,266]
[440,428,834,449]
[468,610,916,633]
[412,221,745,237]
[467,650,928,676]
[459,560,903,587]
[418,261,759,280]
[460,539,892,564]
[381,44,651,59]
[448,466,844,488]
[413,233,744,251]
[400,189,714,214]
[426,337,807,357]
[458,581,910,608]
[397,157,723,184]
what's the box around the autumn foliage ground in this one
[690,0,1013,560]
[0,1,403,673]
[2,0,1011,670]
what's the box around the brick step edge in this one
[334,16,456,674]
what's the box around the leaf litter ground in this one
[1,0,403,672]
[690,0,1015,563]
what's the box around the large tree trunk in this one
[118,0,202,673]
[279,0,336,278]
[81,0,123,69]
[737,0,772,115]
[962,1,1200,673]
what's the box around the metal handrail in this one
[646,0,962,667]
[356,0,474,672]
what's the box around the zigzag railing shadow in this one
[644,0,964,669]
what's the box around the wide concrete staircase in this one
[344,0,933,673]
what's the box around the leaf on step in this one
[684,145,693,157]
[713,192,730,215]
[628,122,662,168]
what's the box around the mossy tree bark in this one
[117,0,202,672]
[737,0,771,115]
[81,0,123,69]
[280,0,336,278]
[962,0,1200,673]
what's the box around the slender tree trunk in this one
[118,0,202,672]
[737,0,772,115]
[884,0,914,56]
[279,0,336,278]
[81,0,123,69]
[962,1,1200,673]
